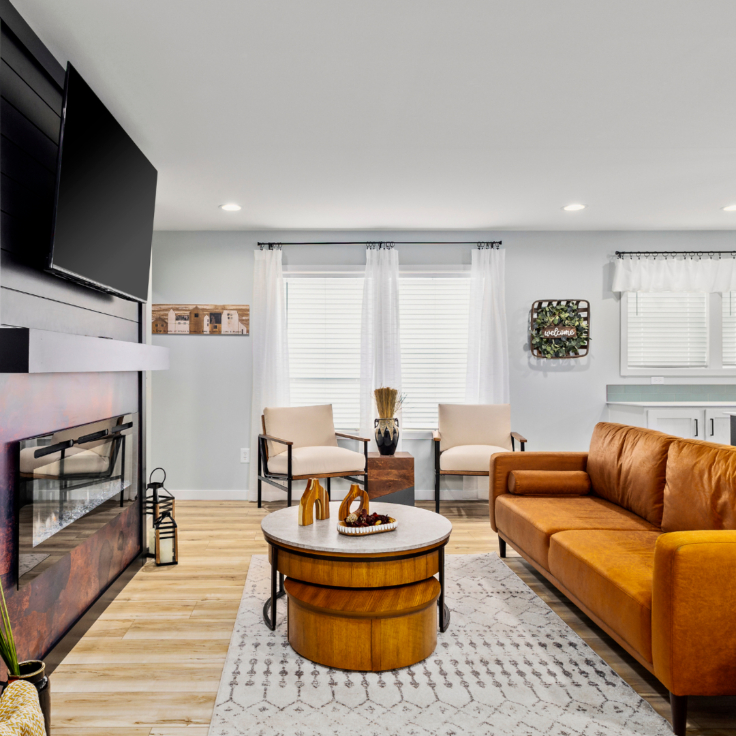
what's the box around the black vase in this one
[6,660,50,735]
[374,418,399,456]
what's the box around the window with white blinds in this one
[399,277,471,429]
[723,292,736,366]
[626,292,708,368]
[285,277,364,429]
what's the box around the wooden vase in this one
[298,479,329,526]
[338,483,369,521]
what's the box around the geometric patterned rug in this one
[208,554,672,736]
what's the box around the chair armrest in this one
[258,433,293,446]
[432,430,441,442]
[652,531,736,696]
[510,431,527,452]
[489,452,588,531]
[335,432,370,443]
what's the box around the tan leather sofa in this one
[490,422,736,736]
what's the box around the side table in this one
[367,451,414,505]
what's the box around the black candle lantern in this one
[154,510,178,566]
[145,468,175,558]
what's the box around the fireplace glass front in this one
[17,413,138,587]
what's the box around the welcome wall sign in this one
[530,299,590,359]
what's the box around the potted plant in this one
[374,387,405,456]
[0,582,50,733]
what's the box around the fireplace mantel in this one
[0,327,168,373]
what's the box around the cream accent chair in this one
[433,404,527,514]
[257,404,369,507]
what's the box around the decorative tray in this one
[337,512,397,536]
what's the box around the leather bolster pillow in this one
[508,470,591,496]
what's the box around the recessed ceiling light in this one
[722,204,736,212]
[562,203,586,212]
[219,203,241,212]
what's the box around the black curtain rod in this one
[259,240,502,249]
[616,250,736,258]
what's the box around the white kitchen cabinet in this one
[646,408,704,440]
[705,408,736,445]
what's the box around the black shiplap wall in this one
[0,7,140,340]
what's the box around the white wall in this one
[151,229,736,500]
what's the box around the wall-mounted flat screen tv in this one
[48,64,157,303]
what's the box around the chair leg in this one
[498,538,506,558]
[257,478,262,509]
[326,477,331,501]
[435,471,440,514]
[670,693,687,736]
[287,478,292,507]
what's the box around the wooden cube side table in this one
[367,451,414,505]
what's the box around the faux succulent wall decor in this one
[530,299,590,359]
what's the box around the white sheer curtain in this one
[464,246,509,499]
[249,247,290,499]
[612,255,736,293]
[360,245,402,448]
[465,247,509,404]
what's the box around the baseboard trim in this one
[169,489,486,502]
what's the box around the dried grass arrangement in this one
[374,387,405,419]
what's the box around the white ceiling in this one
[13,0,736,231]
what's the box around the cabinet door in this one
[647,409,705,439]
[704,408,736,445]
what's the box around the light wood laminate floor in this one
[51,500,736,736]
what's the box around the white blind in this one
[723,292,736,366]
[286,277,364,428]
[627,292,708,368]
[399,277,470,429]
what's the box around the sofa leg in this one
[498,538,506,558]
[670,693,687,736]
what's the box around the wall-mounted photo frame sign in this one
[152,305,250,335]
[530,299,590,359]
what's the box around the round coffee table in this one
[261,501,452,672]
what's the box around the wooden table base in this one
[286,577,440,671]
[263,537,450,671]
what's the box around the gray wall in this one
[151,229,736,499]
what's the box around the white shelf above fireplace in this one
[0,327,169,373]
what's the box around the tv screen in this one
[48,64,157,302]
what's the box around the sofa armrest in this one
[652,531,736,696]
[489,452,588,531]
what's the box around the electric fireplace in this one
[16,413,139,587]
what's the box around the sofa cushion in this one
[549,530,661,663]
[662,439,736,532]
[587,422,675,528]
[508,470,591,496]
[440,445,510,472]
[438,404,512,451]
[495,495,657,568]
[263,405,338,456]
[267,446,366,476]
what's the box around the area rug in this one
[209,554,671,736]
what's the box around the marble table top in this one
[261,501,452,554]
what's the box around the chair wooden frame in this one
[433,430,527,514]
[257,415,370,508]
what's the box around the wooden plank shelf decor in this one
[0,327,169,373]
[530,299,590,359]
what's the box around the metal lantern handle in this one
[148,467,167,485]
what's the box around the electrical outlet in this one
[240,448,250,464]
[651,376,665,384]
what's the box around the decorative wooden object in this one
[338,483,369,520]
[530,299,590,359]
[367,452,414,501]
[298,479,329,526]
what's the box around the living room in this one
[0,2,735,735]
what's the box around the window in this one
[621,291,736,375]
[399,277,470,429]
[285,277,364,429]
